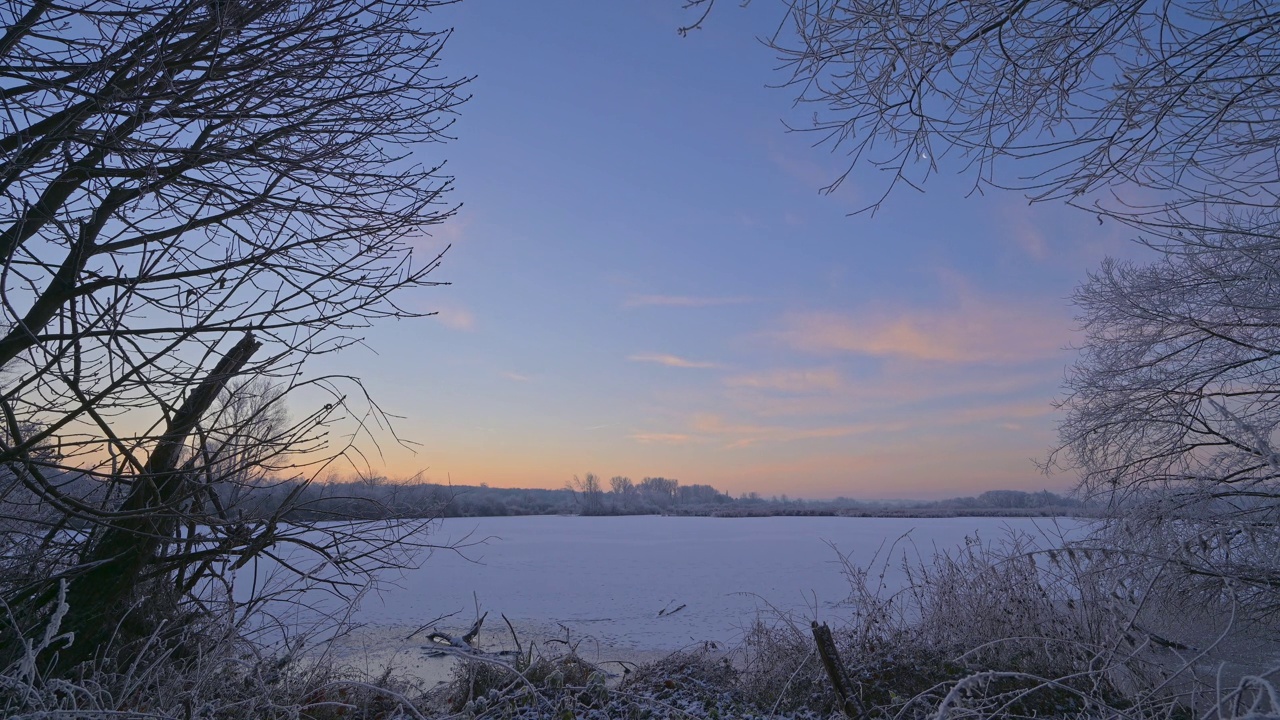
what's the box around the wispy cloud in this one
[501,371,529,382]
[1002,202,1050,260]
[629,432,699,445]
[724,368,844,394]
[628,414,905,450]
[624,295,751,308]
[705,440,1064,499]
[772,292,1068,364]
[692,413,905,448]
[767,143,862,206]
[435,306,475,331]
[411,213,471,254]
[947,400,1055,424]
[628,353,721,369]
[724,365,1052,419]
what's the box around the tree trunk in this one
[54,334,261,670]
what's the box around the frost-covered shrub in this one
[443,643,612,717]
[724,529,1250,720]
[0,584,433,720]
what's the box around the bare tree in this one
[200,377,291,495]
[679,0,1280,619]
[609,475,633,496]
[638,476,678,509]
[568,472,606,515]
[0,0,466,672]
[684,0,1280,243]
[1053,219,1280,620]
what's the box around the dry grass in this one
[0,582,435,720]
[4,530,1275,720]
[727,529,1280,720]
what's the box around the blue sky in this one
[339,1,1146,498]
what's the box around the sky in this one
[330,0,1148,499]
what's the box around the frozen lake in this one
[334,514,1081,659]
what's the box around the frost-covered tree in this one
[569,473,607,515]
[683,0,1279,243]
[1055,220,1280,619]
[679,0,1280,620]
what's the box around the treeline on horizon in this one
[230,473,1090,521]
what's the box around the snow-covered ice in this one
[240,515,1082,682]
[345,515,1079,656]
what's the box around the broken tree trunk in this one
[54,333,262,670]
[423,612,487,653]
[812,620,867,720]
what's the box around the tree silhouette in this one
[0,0,466,671]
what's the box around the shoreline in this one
[316,621,696,689]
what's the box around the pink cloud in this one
[952,401,1055,423]
[723,368,844,393]
[773,294,1068,364]
[1002,203,1050,260]
[767,143,861,203]
[629,432,699,445]
[410,213,470,255]
[690,413,906,449]
[435,306,475,331]
[629,412,906,451]
[725,366,1050,419]
[628,353,721,369]
[699,441,1064,499]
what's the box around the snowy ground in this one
[278,515,1082,685]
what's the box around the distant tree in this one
[0,0,465,672]
[639,476,679,509]
[569,473,607,515]
[198,378,290,508]
[678,483,727,505]
[610,475,634,496]
[979,490,1031,509]
[608,475,636,513]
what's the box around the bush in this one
[727,529,1275,720]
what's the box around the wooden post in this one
[812,620,867,719]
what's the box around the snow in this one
[350,515,1081,652]
[238,515,1083,683]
